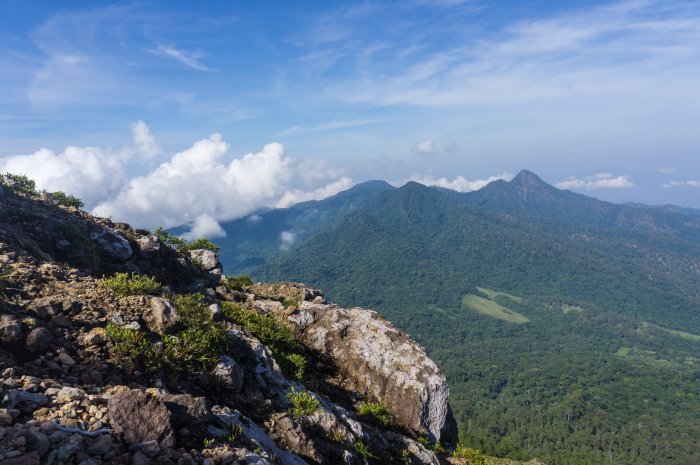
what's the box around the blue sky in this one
[1,0,700,233]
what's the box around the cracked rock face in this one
[284,301,455,442]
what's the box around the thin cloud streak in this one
[152,44,214,71]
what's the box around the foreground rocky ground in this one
[0,184,464,465]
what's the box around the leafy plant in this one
[151,227,220,252]
[352,440,374,460]
[357,401,392,427]
[223,275,253,291]
[1,173,39,198]
[202,437,215,448]
[99,272,163,297]
[282,297,301,308]
[180,238,220,252]
[279,352,306,381]
[105,294,231,384]
[223,422,242,445]
[452,444,494,465]
[47,191,84,209]
[221,302,305,380]
[287,388,321,418]
[400,448,411,464]
[326,429,345,444]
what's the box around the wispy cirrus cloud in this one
[151,44,213,71]
[556,173,634,190]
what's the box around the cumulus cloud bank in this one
[0,121,354,239]
[555,173,634,190]
[404,173,513,192]
[661,180,700,188]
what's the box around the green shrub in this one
[326,429,345,444]
[47,191,84,209]
[223,275,253,291]
[180,238,220,252]
[105,294,231,383]
[357,401,392,427]
[151,227,219,252]
[160,294,231,376]
[287,388,321,418]
[279,352,306,381]
[221,302,305,380]
[452,444,494,464]
[282,297,301,308]
[400,448,411,464]
[105,323,157,372]
[152,227,187,249]
[100,272,163,297]
[352,440,374,460]
[1,173,39,198]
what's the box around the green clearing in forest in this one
[461,293,529,324]
[476,286,524,303]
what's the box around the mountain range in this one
[192,171,700,465]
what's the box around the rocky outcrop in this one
[259,298,455,442]
[0,185,464,465]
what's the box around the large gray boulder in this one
[108,389,175,448]
[271,301,455,442]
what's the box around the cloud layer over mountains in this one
[0,122,352,238]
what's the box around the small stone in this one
[0,409,13,426]
[56,352,76,366]
[0,314,22,344]
[87,434,113,455]
[132,450,150,465]
[78,460,98,465]
[1,452,40,465]
[26,327,53,353]
[129,440,160,457]
[83,327,107,346]
[26,431,50,456]
[56,386,85,403]
[208,303,222,321]
[145,298,182,335]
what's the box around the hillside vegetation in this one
[240,172,700,465]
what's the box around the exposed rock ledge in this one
[253,287,457,443]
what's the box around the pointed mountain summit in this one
[459,170,700,239]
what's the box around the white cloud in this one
[0,145,125,208]
[280,231,296,250]
[275,177,353,208]
[182,214,227,240]
[661,180,700,188]
[556,173,634,190]
[131,120,161,158]
[415,139,435,155]
[93,135,294,228]
[246,214,262,223]
[657,167,675,174]
[403,172,513,192]
[1,122,354,229]
[152,44,213,71]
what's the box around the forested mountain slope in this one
[244,174,700,465]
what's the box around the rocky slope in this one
[0,185,458,464]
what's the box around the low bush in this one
[99,272,163,297]
[357,401,392,427]
[47,191,84,209]
[105,293,232,384]
[452,444,494,464]
[1,173,39,198]
[221,302,306,380]
[288,388,321,418]
[152,227,220,252]
[352,440,374,460]
[223,275,253,291]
